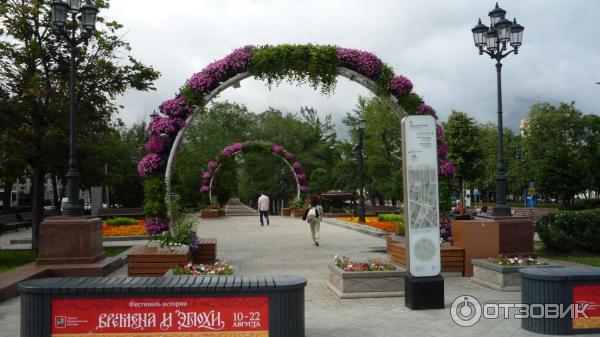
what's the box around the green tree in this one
[444,111,483,202]
[524,102,586,206]
[0,0,159,251]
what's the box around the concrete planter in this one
[471,259,554,292]
[326,264,407,299]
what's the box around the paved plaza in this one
[0,215,590,336]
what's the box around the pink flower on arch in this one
[160,96,193,119]
[417,103,438,119]
[296,173,306,181]
[437,141,449,158]
[272,144,284,154]
[200,185,210,193]
[137,153,162,177]
[388,76,413,98]
[149,117,179,136]
[144,135,170,154]
[284,152,294,160]
[439,160,456,177]
[337,48,382,79]
[188,72,215,93]
[292,162,303,171]
[208,160,218,171]
[202,171,212,180]
[436,125,444,139]
[145,218,169,235]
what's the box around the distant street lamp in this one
[471,2,524,217]
[52,0,99,215]
[357,118,366,223]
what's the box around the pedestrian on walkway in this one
[257,191,270,226]
[303,195,323,246]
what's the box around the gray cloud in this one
[106,0,600,133]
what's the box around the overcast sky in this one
[104,0,600,137]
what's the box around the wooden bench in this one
[386,236,465,275]
[192,238,217,264]
[127,246,190,277]
[0,213,30,233]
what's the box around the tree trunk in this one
[2,179,14,212]
[30,165,44,254]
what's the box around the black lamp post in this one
[471,2,524,217]
[52,0,99,216]
[357,118,366,223]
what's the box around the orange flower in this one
[337,217,398,233]
[102,219,147,236]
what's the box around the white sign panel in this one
[401,115,441,277]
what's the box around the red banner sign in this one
[573,285,600,330]
[51,296,269,337]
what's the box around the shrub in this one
[563,199,600,211]
[106,217,139,226]
[378,213,402,222]
[536,209,600,254]
[144,174,167,219]
[395,222,405,236]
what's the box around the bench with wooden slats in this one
[128,246,190,277]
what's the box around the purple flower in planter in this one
[296,173,306,181]
[437,141,448,158]
[440,228,448,236]
[145,217,169,235]
[299,185,309,193]
[188,72,215,93]
[388,75,413,98]
[417,103,438,119]
[137,153,162,177]
[149,117,179,136]
[202,171,212,179]
[200,185,210,193]
[447,236,453,243]
[159,95,193,119]
[145,135,170,154]
[292,162,303,171]
[438,159,456,177]
[337,48,382,79]
[272,144,284,154]
[208,160,218,170]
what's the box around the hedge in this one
[535,208,600,254]
[563,199,600,211]
[106,217,139,226]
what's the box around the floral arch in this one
[200,141,308,201]
[137,44,456,230]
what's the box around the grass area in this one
[534,242,600,267]
[0,250,36,273]
[0,246,132,273]
[104,246,132,257]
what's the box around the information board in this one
[51,296,269,337]
[573,285,600,330]
[401,115,441,277]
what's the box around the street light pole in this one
[471,3,524,217]
[52,0,99,216]
[357,118,366,223]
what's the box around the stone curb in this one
[321,218,388,238]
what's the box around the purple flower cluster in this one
[159,95,193,119]
[137,153,162,177]
[202,171,212,180]
[145,217,169,235]
[272,144,284,154]
[417,103,438,119]
[388,76,413,98]
[337,48,382,79]
[437,141,449,158]
[292,162,303,171]
[296,173,306,181]
[439,214,452,240]
[299,185,309,193]
[208,160,218,170]
[436,125,444,138]
[439,159,456,177]
[187,48,252,94]
[200,185,210,193]
[284,152,294,160]
[145,135,170,154]
[221,142,244,157]
[149,116,181,136]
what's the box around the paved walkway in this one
[0,215,589,336]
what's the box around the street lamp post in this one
[52,0,99,216]
[357,118,366,223]
[471,2,524,217]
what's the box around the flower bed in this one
[471,257,553,292]
[327,256,406,299]
[169,260,234,276]
[338,216,402,233]
[102,219,147,236]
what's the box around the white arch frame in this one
[206,149,302,201]
[164,67,410,207]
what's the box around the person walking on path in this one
[303,195,323,246]
[257,192,270,226]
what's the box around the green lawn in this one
[534,242,600,267]
[0,246,132,273]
